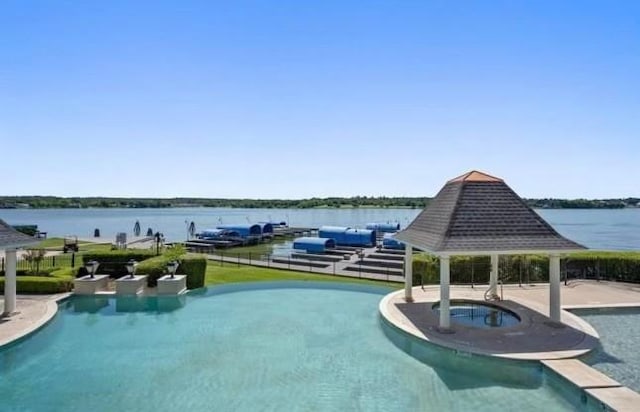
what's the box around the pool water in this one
[434,301,521,328]
[0,283,586,411]
[573,307,640,393]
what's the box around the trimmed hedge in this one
[180,255,206,289]
[0,268,75,294]
[135,254,206,289]
[81,250,156,278]
[412,251,640,285]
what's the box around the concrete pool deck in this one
[380,280,640,411]
[380,280,640,360]
[0,293,69,347]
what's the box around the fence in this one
[412,255,640,286]
[206,251,402,282]
[1,253,77,273]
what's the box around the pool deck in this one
[380,284,602,361]
[0,293,69,347]
[380,280,640,411]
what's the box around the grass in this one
[204,260,402,289]
[34,237,113,252]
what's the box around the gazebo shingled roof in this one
[0,219,39,249]
[394,170,586,254]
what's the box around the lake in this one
[1,207,639,250]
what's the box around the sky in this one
[1,1,639,199]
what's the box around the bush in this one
[411,251,640,285]
[135,255,170,287]
[0,268,74,294]
[81,250,155,278]
[135,253,206,289]
[179,254,206,289]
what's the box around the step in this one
[291,252,343,262]
[368,252,405,261]
[357,258,404,269]
[343,265,404,276]
[271,258,330,269]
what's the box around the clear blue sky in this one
[1,1,638,199]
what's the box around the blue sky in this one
[1,1,638,199]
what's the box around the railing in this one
[1,253,77,273]
[201,250,401,283]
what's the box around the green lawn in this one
[205,260,402,289]
[34,237,113,252]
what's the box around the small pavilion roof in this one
[0,219,39,249]
[394,170,586,255]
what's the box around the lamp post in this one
[85,260,99,279]
[166,261,179,279]
[154,232,164,256]
[125,259,137,279]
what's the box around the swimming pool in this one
[0,282,592,411]
[573,307,640,393]
[433,300,521,328]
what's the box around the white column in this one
[404,246,413,302]
[439,256,450,329]
[489,254,499,296]
[3,248,18,315]
[549,254,561,322]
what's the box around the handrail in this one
[484,280,503,301]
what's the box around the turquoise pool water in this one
[434,301,521,328]
[0,283,588,411]
[574,307,640,393]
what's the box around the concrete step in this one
[343,265,404,276]
[368,252,405,261]
[271,257,330,269]
[357,258,404,269]
[290,252,343,262]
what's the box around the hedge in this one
[412,251,640,285]
[81,250,156,278]
[0,268,75,294]
[135,254,206,289]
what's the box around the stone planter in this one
[157,275,187,295]
[115,275,147,296]
[74,275,109,295]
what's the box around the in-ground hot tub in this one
[433,299,521,328]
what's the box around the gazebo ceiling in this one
[394,170,586,254]
[0,219,39,249]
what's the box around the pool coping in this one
[380,287,640,411]
[0,293,70,349]
[379,288,600,361]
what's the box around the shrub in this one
[135,255,170,287]
[0,276,73,294]
[179,254,206,289]
[81,250,155,278]
[411,251,640,285]
[135,253,206,289]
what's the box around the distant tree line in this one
[0,196,638,210]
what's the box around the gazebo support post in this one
[439,255,451,330]
[3,248,17,316]
[404,246,413,302]
[489,254,499,297]
[549,254,561,322]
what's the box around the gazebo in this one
[394,170,586,330]
[1,219,39,316]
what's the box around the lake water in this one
[1,207,639,250]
